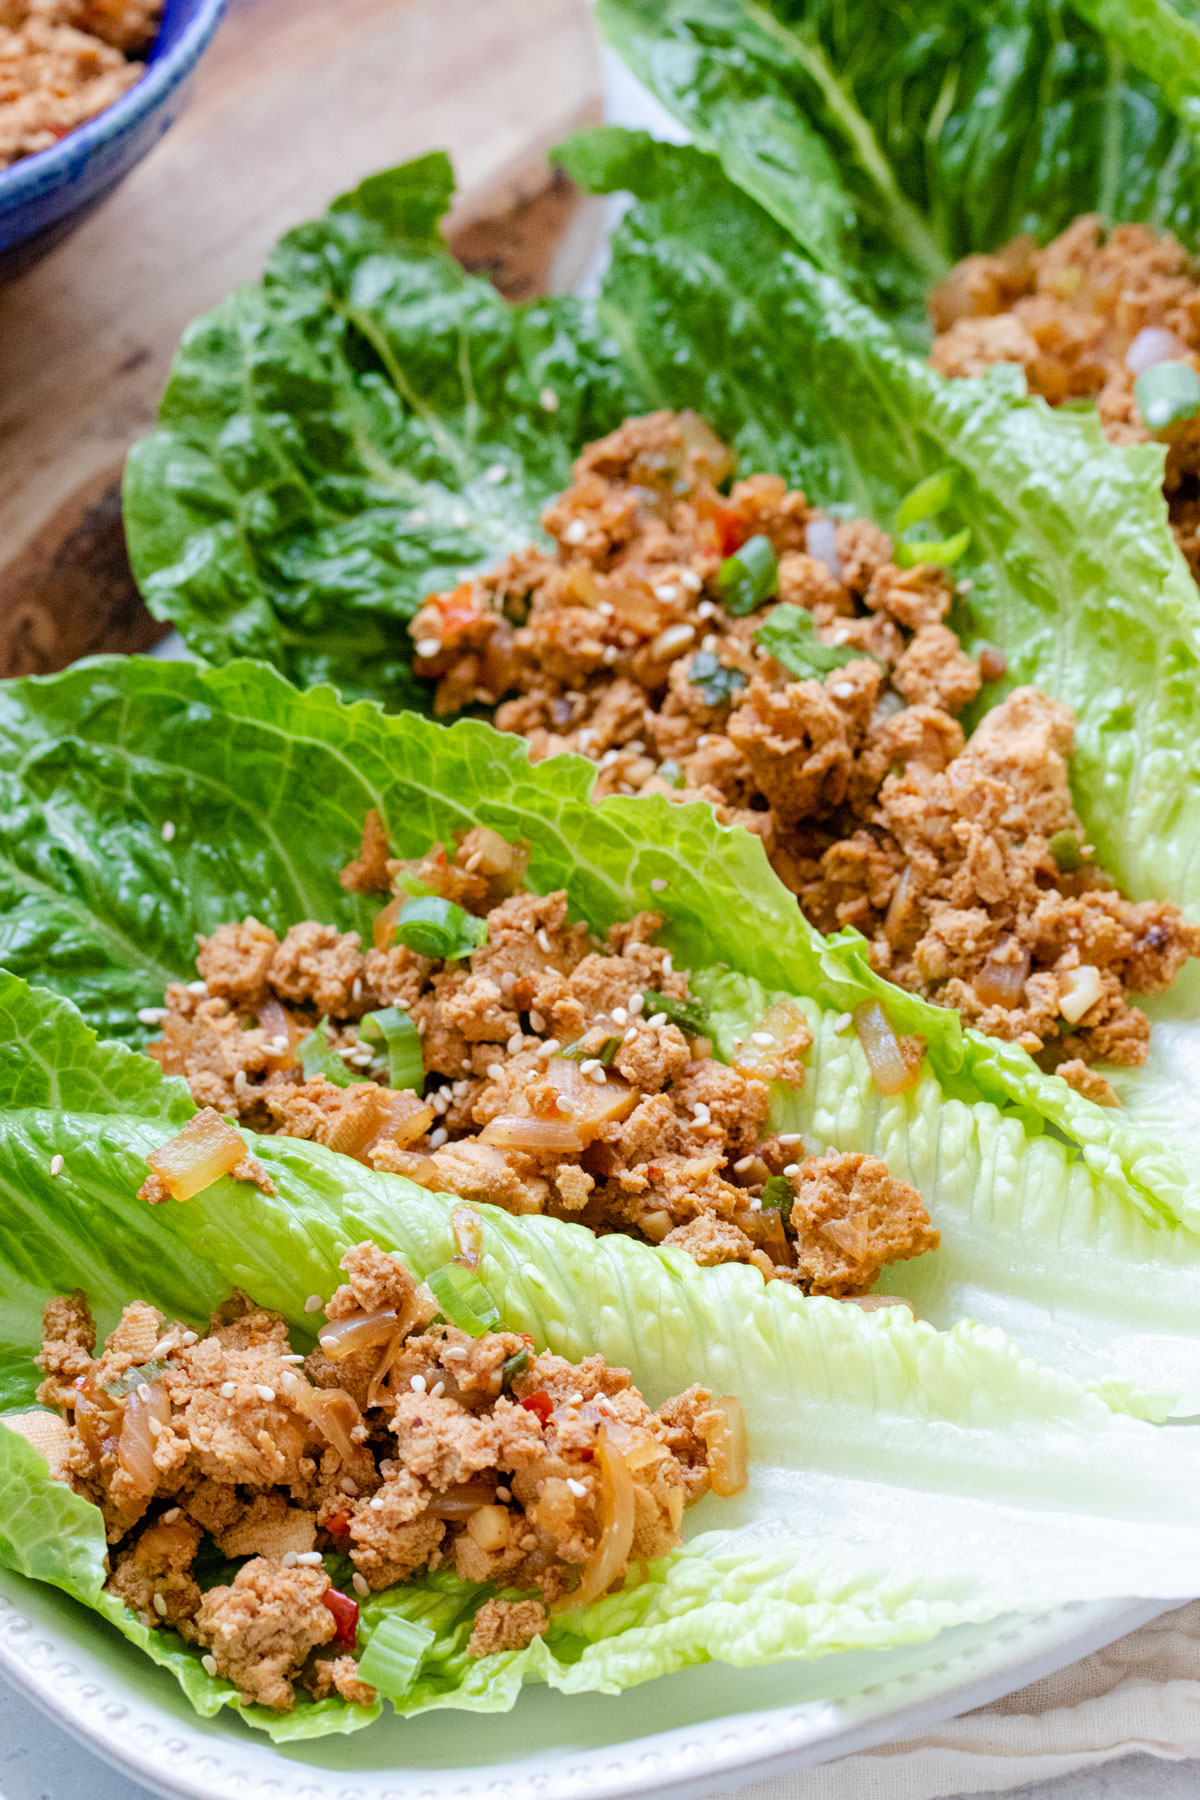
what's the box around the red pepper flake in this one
[321,1586,359,1649]
[713,504,751,558]
[324,1510,352,1539]
[520,1390,553,1424]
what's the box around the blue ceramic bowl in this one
[0,0,226,280]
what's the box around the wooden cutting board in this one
[0,0,600,673]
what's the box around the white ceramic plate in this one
[0,1564,1175,1800]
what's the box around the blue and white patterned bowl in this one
[0,0,226,280]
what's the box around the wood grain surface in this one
[0,0,599,672]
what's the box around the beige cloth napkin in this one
[730,1601,1200,1800]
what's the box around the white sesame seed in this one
[49,1153,63,1177]
[295,1551,324,1566]
[220,1381,236,1398]
[539,386,560,412]
[622,1024,638,1043]
[416,637,443,659]
[588,1066,607,1085]
[529,1010,546,1033]
[834,1012,853,1032]
[563,519,587,545]
[653,582,680,603]
[733,1155,756,1173]
[201,1654,218,1676]
[137,1007,167,1026]
[369,1496,385,1512]
[352,977,362,1003]
[681,570,703,594]
[595,600,614,617]
[161,820,176,843]
[280,1353,304,1364]
[565,1392,583,1406]
[647,1012,668,1029]
[430,1127,448,1148]
[555,1095,576,1116]
[701,633,719,653]
[137,1382,152,1402]
[579,1058,600,1075]
[628,993,644,1015]
[486,1063,505,1081]
[148,1417,163,1438]
[662,954,674,975]
[443,1345,469,1361]
[749,1197,763,1212]
[697,598,716,617]
[281,1550,299,1568]
[410,1373,427,1393]
[379,1458,396,1476]
[506,1032,524,1055]
[461,1057,472,1072]
[598,748,619,770]
[566,1477,587,1498]
[783,1163,800,1177]
[539,1038,560,1058]
[830,682,855,699]
[415,1019,427,1036]
[431,1092,449,1115]
[452,1079,469,1097]
[429,1380,445,1399]
[304,1294,323,1313]
[751,1031,775,1046]
[392,997,410,1010]
[956,577,975,596]
[692,1102,711,1124]
[777,1132,803,1145]
[495,1484,512,1501]
[256,1384,275,1402]
[233,1070,249,1095]
[271,1034,289,1054]
[352,1572,370,1597]
[484,461,507,485]
[187,979,208,997]
[650,878,667,892]
[611,1007,628,1026]
[161,1507,181,1523]
[153,1592,167,1617]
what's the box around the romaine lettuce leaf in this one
[3,659,1200,1409]
[122,153,639,706]
[9,973,1200,1738]
[593,0,1200,331]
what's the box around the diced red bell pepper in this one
[434,583,482,641]
[321,1585,359,1649]
[324,1510,352,1539]
[713,505,751,557]
[520,1390,553,1424]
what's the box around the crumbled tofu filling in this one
[148,826,938,1293]
[402,410,1200,1103]
[34,1241,728,1709]
[930,216,1200,586]
[0,1,160,167]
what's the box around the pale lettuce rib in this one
[698,967,1200,1412]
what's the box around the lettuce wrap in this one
[9,965,1200,1740]
[3,655,1200,1410]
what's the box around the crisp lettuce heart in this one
[8,972,1200,1738]
[3,658,1200,1409]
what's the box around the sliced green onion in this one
[559,1034,622,1065]
[359,1007,424,1091]
[298,1020,357,1088]
[426,1263,501,1337]
[716,534,778,617]
[357,1613,436,1702]
[892,469,954,534]
[640,990,710,1036]
[687,650,746,705]
[393,897,488,961]
[500,1348,530,1389]
[1048,829,1084,873]
[104,1356,169,1399]
[1135,360,1200,431]
[754,606,860,679]
[761,1174,794,1226]
[893,527,971,570]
